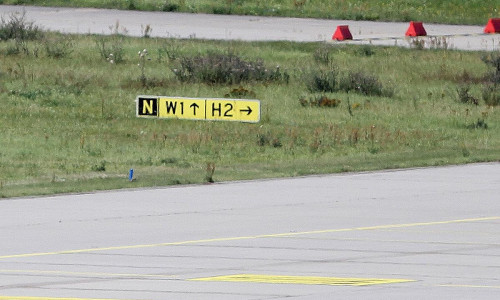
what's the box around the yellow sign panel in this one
[136,96,260,123]
[159,97,206,120]
[206,99,260,123]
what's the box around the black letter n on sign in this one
[138,97,158,116]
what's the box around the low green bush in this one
[305,69,338,93]
[172,52,289,84]
[482,85,500,106]
[456,85,479,105]
[305,69,393,97]
[0,11,43,41]
[339,71,393,97]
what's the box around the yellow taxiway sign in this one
[136,96,260,123]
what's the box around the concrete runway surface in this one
[0,163,499,299]
[0,5,499,51]
[1,5,499,299]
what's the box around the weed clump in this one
[9,88,51,100]
[313,45,332,64]
[299,95,341,107]
[224,86,256,98]
[482,85,500,107]
[456,85,479,105]
[4,39,39,56]
[205,162,215,183]
[138,48,150,87]
[94,22,128,64]
[95,36,126,63]
[339,71,392,97]
[466,119,488,130]
[161,1,180,12]
[257,132,282,148]
[157,39,181,62]
[481,52,500,84]
[305,68,393,97]
[44,36,74,58]
[172,52,289,84]
[91,161,107,172]
[0,11,43,41]
[305,69,338,93]
[356,45,375,57]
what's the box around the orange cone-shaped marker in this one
[406,21,427,37]
[332,25,353,41]
[484,18,500,34]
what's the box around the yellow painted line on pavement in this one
[0,297,137,300]
[191,274,415,286]
[1,216,498,260]
[0,269,175,279]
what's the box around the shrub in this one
[0,11,43,41]
[356,45,375,57]
[205,162,215,183]
[339,71,393,97]
[456,85,479,105]
[481,52,500,84]
[5,39,22,55]
[313,45,331,64]
[213,6,231,15]
[161,1,180,12]
[44,36,74,58]
[305,69,392,97]
[305,69,338,93]
[466,119,488,130]
[91,160,106,172]
[157,39,181,62]
[4,39,40,57]
[95,35,126,63]
[127,0,137,10]
[94,22,128,63]
[482,85,500,106]
[172,52,289,84]
[257,133,270,146]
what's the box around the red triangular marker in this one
[484,18,500,34]
[406,21,427,37]
[332,25,353,41]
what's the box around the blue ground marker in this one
[129,169,134,181]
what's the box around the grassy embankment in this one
[0,14,499,198]
[1,0,499,25]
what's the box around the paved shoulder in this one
[1,5,498,50]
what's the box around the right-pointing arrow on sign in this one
[240,106,253,115]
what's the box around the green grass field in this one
[1,0,499,25]
[0,13,499,198]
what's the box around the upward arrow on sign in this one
[190,103,200,115]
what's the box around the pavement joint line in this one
[0,297,138,300]
[0,269,176,279]
[437,284,500,289]
[1,216,498,260]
